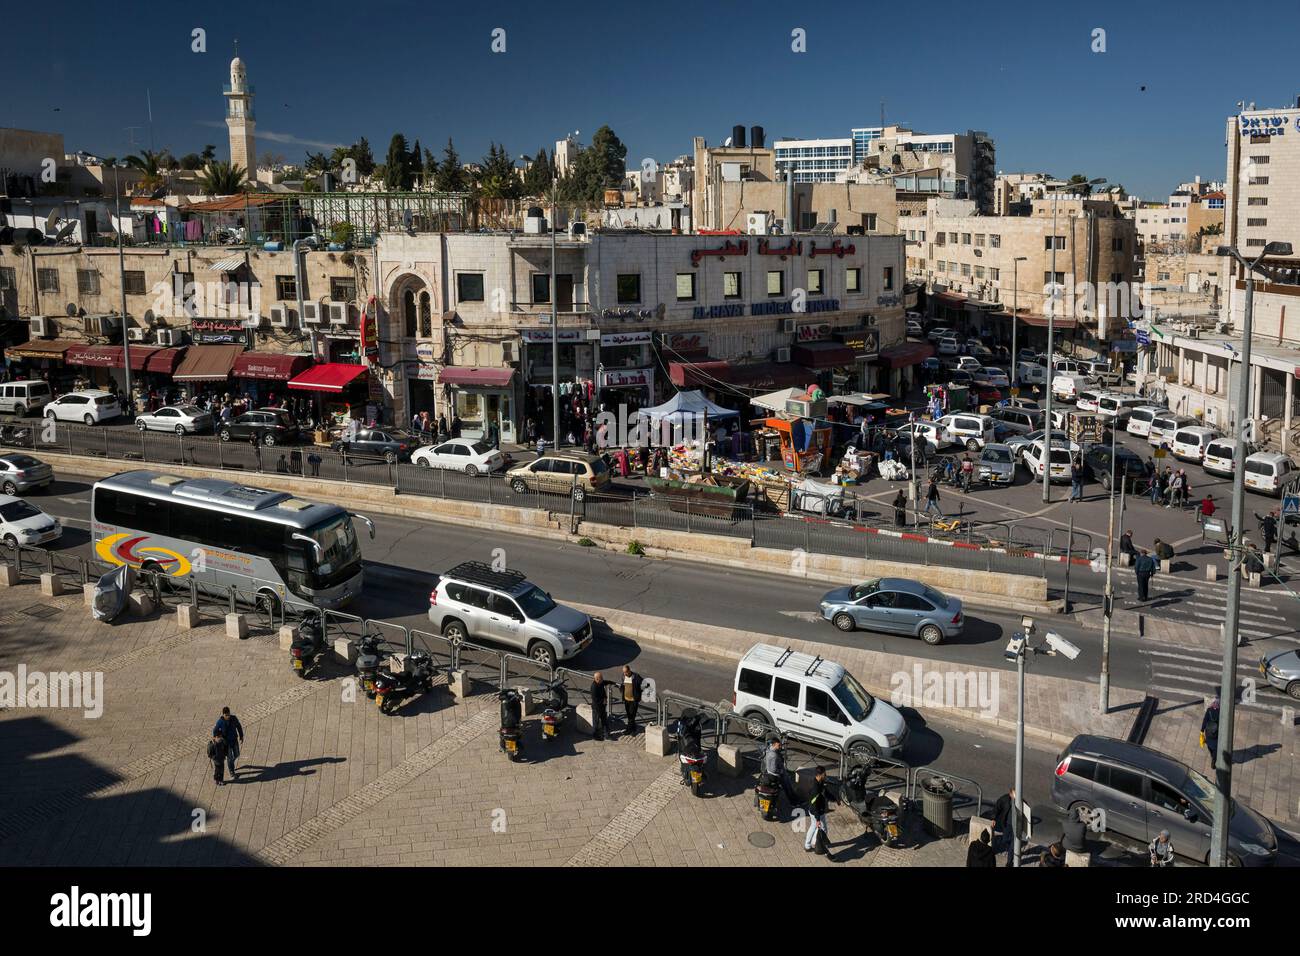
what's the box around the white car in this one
[0,494,61,549]
[937,336,961,356]
[927,327,954,344]
[1147,412,1197,449]
[906,321,923,338]
[896,420,950,452]
[1075,389,1102,413]
[411,438,506,476]
[1170,426,1221,463]
[1022,438,1080,482]
[135,405,214,435]
[1125,405,1167,438]
[1201,438,1237,477]
[936,413,996,451]
[43,390,121,425]
[973,366,1009,388]
[1244,452,1298,496]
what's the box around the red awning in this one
[286,362,368,393]
[66,345,127,368]
[932,292,967,307]
[233,351,311,381]
[875,342,935,369]
[669,359,729,388]
[1018,314,1080,329]
[729,362,815,389]
[438,366,515,388]
[144,347,186,374]
[792,342,857,369]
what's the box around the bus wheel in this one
[256,591,281,627]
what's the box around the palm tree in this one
[124,149,169,193]
[198,161,248,196]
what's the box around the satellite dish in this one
[53,222,77,243]
[142,309,156,325]
[723,136,733,147]
[45,208,59,232]
[65,302,77,316]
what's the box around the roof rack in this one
[774,647,795,670]
[444,561,527,592]
[804,654,826,677]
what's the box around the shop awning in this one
[668,359,729,388]
[728,362,815,389]
[66,344,127,367]
[1018,314,1080,329]
[287,362,368,392]
[5,339,75,361]
[792,342,857,369]
[209,253,249,273]
[173,344,245,381]
[232,351,311,381]
[438,366,515,387]
[145,347,186,374]
[875,342,935,369]
[932,291,968,307]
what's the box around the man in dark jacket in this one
[1061,805,1088,853]
[214,707,245,776]
[893,489,908,527]
[1119,529,1137,562]
[590,672,614,741]
[757,738,797,811]
[803,766,837,860]
[1256,511,1278,553]
[992,787,1024,866]
[1134,548,1156,602]
[1202,695,1220,766]
[620,664,644,737]
[207,733,229,786]
[967,828,997,867]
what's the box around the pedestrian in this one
[207,732,229,786]
[1069,457,1083,502]
[758,738,797,812]
[1149,467,1163,505]
[620,664,643,737]
[966,828,998,867]
[1134,548,1156,602]
[437,414,448,440]
[1149,829,1175,867]
[1153,537,1174,562]
[307,451,321,477]
[803,765,837,859]
[1178,471,1191,509]
[992,787,1024,866]
[214,706,244,777]
[1061,805,1088,853]
[1041,842,1067,867]
[1201,694,1220,764]
[1167,469,1184,508]
[590,671,614,741]
[892,489,907,527]
[1119,529,1137,562]
[1199,494,1216,520]
[1256,510,1278,553]
[451,415,462,438]
[924,478,942,517]
[960,453,974,493]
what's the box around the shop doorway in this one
[556,275,574,312]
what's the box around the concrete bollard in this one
[83,582,96,606]
[968,815,994,844]
[1247,571,1262,588]
[448,668,471,700]
[574,702,595,734]
[1119,552,1133,568]
[225,612,248,640]
[177,604,201,629]
[0,564,17,587]
[127,590,155,616]
[1264,552,1277,570]
[716,742,745,777]
[1206,564,1217,582]
[39,573,64,597]
[1065,849,1092,867]
[333,638,355,664]
[644,724,670,757]
[1159,558,1172,574]
[278,625,295,650]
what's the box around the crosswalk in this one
[1142,645,1297,717]
[1110,570,1300,644]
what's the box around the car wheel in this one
[464,464,479,477]
[136,419,148,431]
[742,710,772,738]
[849,740,880,762]
[1100,473,1111,491]
[832,612,856,632]
[511,478,528,494]
[219,429,231,442]
[572,485,586,502]
[83,414,95,426]
[262,433,277,447]
[45,411,57,421]
[384,451,396,464]
[1,481,15,496]
[12,404,23,417]
[966,438,979,451]
[920,624,944,645]
[1286,681,1300,701]
[528,641,557,669]
[175,425,186,436]
[441,619,467,643]
[2,534,16,550]
[417,457,431,468]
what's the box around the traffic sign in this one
[1283,494,1300,516]
[1154,447,1167,459]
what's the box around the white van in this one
[733,643,908,760]
[1126,405,1167,438]
[0,380,53,416]
[1243,452,1298,497]
[1017,363,1049,385]
[936,412,996,451]
[1097,393,1146,423]
[1052,373,1094,402]
[1147,412,1197,449]
[1075,389,1103,413]
[1201,438,1238,477]
[1170,426,1221,463]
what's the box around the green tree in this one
[198,161,248,195]
[560,125,626,203]
[350,137,375,177]
[434,137,467,192]
[304,151,330,175]
[1067,173,1094,196]
[201,144,217,162]
[383,133,413,191]
[521,147,552,196]
[123,149,169,192]
[178,153,204,171]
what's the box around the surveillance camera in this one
[1004,635,1026,661]
[1045,631,1081,661]
[1020,615,1035,632]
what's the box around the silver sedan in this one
[135,405,214,435]
[1260,649,1300,699]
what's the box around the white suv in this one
[43,390,122,425]
[426,561,592,668]
[936,413,995,451]
[733,644,907,760]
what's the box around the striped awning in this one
[208,253,248,273]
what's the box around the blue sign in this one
[1135,330,1150,346]
[1284,494,1300,516]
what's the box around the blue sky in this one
[8,0,1300,198]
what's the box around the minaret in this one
[224,47,257,179]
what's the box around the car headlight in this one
[1239,841,1273,856]
[557,631,575,645]
[884,733,902,747]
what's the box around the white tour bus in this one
[91,470,374,610]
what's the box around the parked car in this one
[953,355,982,372]
[906,320,924,338]
[1170,426,1222,463]
[0,494,61,549]
[937,336,961,356]
[411,438,506,475]
[332,427,414,463]
[1146,412,1197,449]
[1243,451,1298,497]
[920,357,942,375]
[1075,389,1103,413]
[1005,397,1041,411]
[0,380,52,416]
[134,405,214,435]
[1082,445,1145,491]
[971,385,1003,405]
[968,345,994,363]
[1051,735,1277,867]
[0,454,53,496]
[427,561,592,668]
[1125,405,1168,439]
[978,443,1016,485]
[947,370,975,387]
[989,406,1043,436]
[1201,437,1239,477]
[936,413,996,451]
[218,407,300,446]
[43,390,121,425]
[926,326,955,344]
[1006,428,1068,463]
[895,420,950,452]
[733,643,908,760]
[1017,363,1049,386]
[1022,438,1080,482]
[1260,648,1300,699]
[505,450,611,500]
[1096,393,1146,423]
[1051,373,1095,403]
[973,366,1009,388]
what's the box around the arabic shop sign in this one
[520,328,588,344]
[796,321,832,342]
[600,330,652,346]
[600,367,653,388]
[835,329,879,354]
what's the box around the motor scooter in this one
[669,709,707,797]
[499,689,523,761]
[539,680,569,742]
[373,651,436,714]
[289,611,327,679]
[841,762,903,847]
[355,633,385,699]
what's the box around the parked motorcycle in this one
[355,634,385,699]
[374,651,436,715]
[290,611,327,679]
[756,772,782,821]
[670,709,707,797]
[499,689,524,761]
[841,762,903,847]
[540,680,569,742]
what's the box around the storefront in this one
[286,362,369,432]
[405,341,440,423]
[522,328,597,445]
[64,344,188,408]
[791,324,860,394]
[4,339,76,390]
[172,343,245,401]
[231,351,311,409]
[598,330,654,412]
[189,318,250,348]
[834,328,882,391]
[437,366,517,444]
[872,341,935,399]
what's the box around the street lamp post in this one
[1011,256,1027,386]
[1208,239,1292,867]
[1100,415,1119,711]
[113,164,134,416]
[550,186,560,448]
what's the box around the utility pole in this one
[1011,256,1026,386]
[114,164,134,415]
[1100,417,1118,711]
[550,184,560,448]
[1043,190,1059,504]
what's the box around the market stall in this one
[286,362,369,439]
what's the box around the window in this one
[961,233,971,245]
[737,667,772,697]
[172,271,195,309]
[616,273,641,304]
[883,267,894,290]
[1247,218,1268,227]
[1045,235,1065,250]
[455,273,485,302]
[1044,271,1065,285]
[772,676,800,706]
[961,263,971,277]
[864,213,877,231]
[1250,155,1270,165]
[807,269,824,295]
[675,273,696,301]
[1102,764,1146,800]
[1065,756,1097,781]
[531,273,550,304]
[1157,271,1171,282]
[846,268,861,293]
[1111,237,1124,252]
[77,270,100,295]
[975,266,984,279]
[37,268,59,293]
[330,277,356,302]
[1150,781,1191,814]
[1247,197,1268,206]
[1245,238,1267,247]
[989,234,1001,248]
[1248,176,1269,186]
[0,266,14,290]
[974,234,985,247]
[804,687,847,724]
[894,593,934,612]
[123,270,146,295]
[947,232,958,244]
[275,275,297,301]
[766,271,784,296]
[937,261,947,273]
[723,271,742,299]
[989,268,1000,281]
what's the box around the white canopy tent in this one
[749,387,804,413]
[637,389,739,423]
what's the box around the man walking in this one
[207,732,229,786]
[1069,457,1084,502]
[758,738,797,813]
[620,664,644,737]
[1201,695,1220,767]
[1134,548,1156,602]
[924,478,942,518]
[803,766,837,860]
[966,829,997,867]
[1256,510,1278,554]
[959,453,974,493]
[892,489,907,527]
[590,671,615,741]
[214,707,244,777]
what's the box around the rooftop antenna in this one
[146,88,154,152]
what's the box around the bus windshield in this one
[307,512,360,578]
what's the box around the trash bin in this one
[921,776,955,837]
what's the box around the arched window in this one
[403,288,417,338]
[419,291,432,338]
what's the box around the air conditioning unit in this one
[568,221,587,239]
[747,212,772,235]
[776,346,792,363]
[1185,327,1199,338]
[328,302,349,325]
[301,302,321,325]
[864,315,877,326]
[127,327,148,343]
[269,305,290,328]
[501,341,516,363]
[88,315,119,336]
[780,318,796,334]
[29,315,51,338]
[155,328,177,347]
